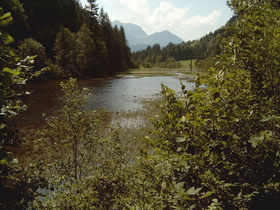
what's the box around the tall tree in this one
[75,24,97,75]
[86,0,98,17]
[99,8,114,73]
[53,27,78,77]
[85,0,99,33]
[119,25,132,69]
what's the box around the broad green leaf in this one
[2,32,14,44]
[249,135,264,148]
[3,67,20,76]
[0,123,6,129]
[259,114,271,122]
[0,12,13,27]
[177,147,183,152]
[176,137,186,143]
[175,182,185,189]
[0,159,9,164]
[187,186,203,195]
[200,190,215,199]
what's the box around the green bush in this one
[0,8,46,209]
[196,56,218,71]
[18,38,48,73]
[142,0,280,209]
[31,78,134,209]
[157,57,181,69]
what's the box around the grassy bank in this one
[118,66,201,77]
[179,59,197,69]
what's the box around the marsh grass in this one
[110,97,163,154]
[15,96,163,170]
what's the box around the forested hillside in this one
[132,16,236,70]
[1,0,133,80]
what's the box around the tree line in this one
[2,0,133,80]
[132,16,236,70]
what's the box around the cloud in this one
[117,0,150,16]
[101,0,150,18]
[146,1,190,30]
[97,0,224,40]
[143,3,221,40]
[182,10,222,28]
[177,10,222,40]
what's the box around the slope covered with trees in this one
[132,16,236,70]
[1,0,133,80]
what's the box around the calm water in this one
[16,70,197,128]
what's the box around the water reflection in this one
[80,75,195,111]
[16,71,196,128]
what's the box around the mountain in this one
[112,20,184,52]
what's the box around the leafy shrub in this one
[142,1,280,209]
[31,78,134,209]
[18,38,48,73]
[158,57,181,69]
[196,56,218,71]
[142,61,153,68]
[0,8,46,209]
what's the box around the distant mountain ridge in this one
[112,20,184,52]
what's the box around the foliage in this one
[1,0,29,41]
[53,27,78,77]
[157,57,182,69]
[18,38,48,75]
[75,24,97,75]
[31,78,133,209]
[196,56,219,71]
[141,0,280,209]
[132,17,235,70]
[2,0,133,79]
[0,8,46,209]
[37,78,105,180]
[0,7,33,149]
[133,42,195,69]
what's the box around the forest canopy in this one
[1,0,133,80]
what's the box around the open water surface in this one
[15,70,197,128]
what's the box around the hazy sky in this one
[80,0,234,41]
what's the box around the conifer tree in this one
[75,24,96,75]
[53,28,78,77]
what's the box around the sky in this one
[80,0,234,41]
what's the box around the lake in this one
[15,69,198,128]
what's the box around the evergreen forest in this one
[1,0,280,209]
[1,0,133,80]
